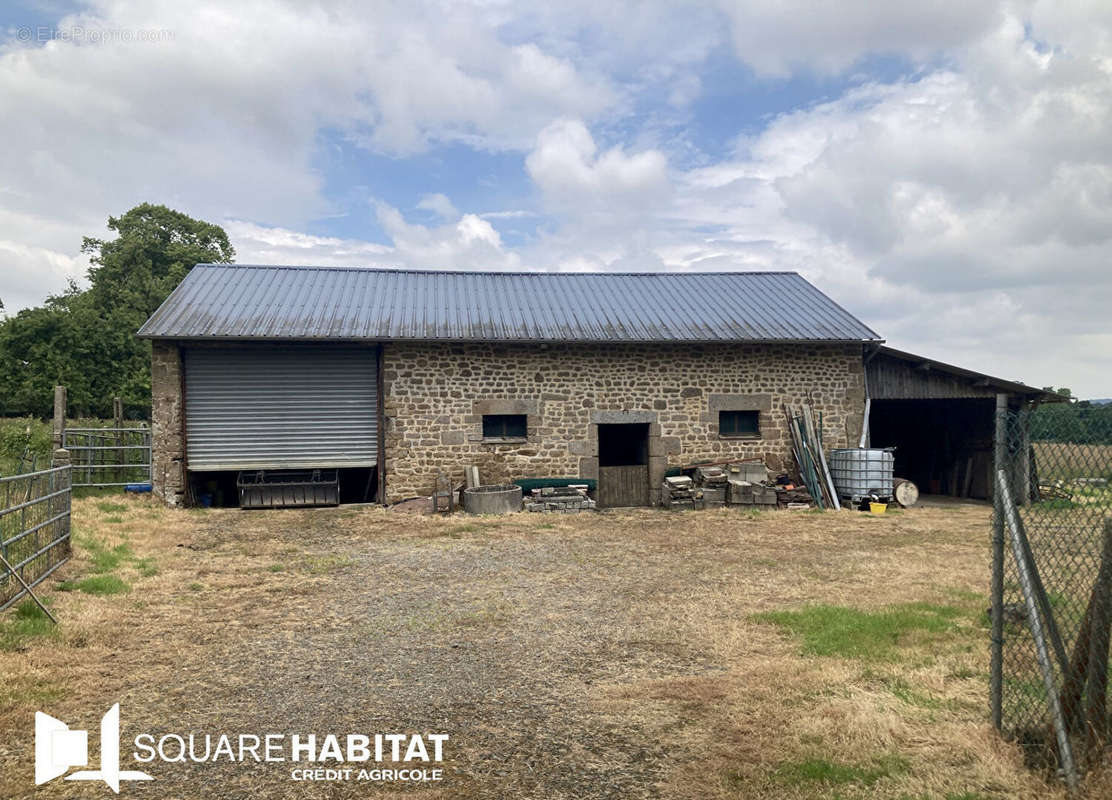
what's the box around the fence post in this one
[991,393,1006,730]
[53,449,71,549]
[114,397,124,484]
[52,386,67,451]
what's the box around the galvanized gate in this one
[61,427,152,487]
[1,465,71,609]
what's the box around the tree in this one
[0,204,234,418]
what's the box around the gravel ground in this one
[4,497,1073,800]
[149,511,730,799]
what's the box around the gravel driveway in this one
[2,498,1002,800]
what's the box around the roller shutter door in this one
[184,346,378,471]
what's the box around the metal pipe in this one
[990,393,1006,730]
[997,469,1078,791]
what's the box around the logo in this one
[36,704,153,792]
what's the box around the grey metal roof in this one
[137,264,882,343]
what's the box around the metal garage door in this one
[184,346,378,471]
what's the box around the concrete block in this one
[702,488,726,504]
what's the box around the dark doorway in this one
[869,398,994,499]
[597,423,650,508]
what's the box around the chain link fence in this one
[992,402,1112,787]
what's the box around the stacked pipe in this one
[784,404,840,511]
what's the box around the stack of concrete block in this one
[701,487,726,507]
[692,466,727,507]
[662,475,700,510]
[525,485,597,513]
[727,480,777,507]
[726,461,769,484]
[695,466,727,486]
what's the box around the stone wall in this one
[151,341,185,506]
[149,339,867,506]
[382,341,866,503]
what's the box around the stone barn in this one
[138,265,883,507]
[138,264,1050,508]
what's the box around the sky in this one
[0,1,1109,397]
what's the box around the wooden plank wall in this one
[867,354,998,400]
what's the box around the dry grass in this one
[0,498,1101,799]
[1033,441,1112,481]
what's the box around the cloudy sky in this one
[1,1,1109,396]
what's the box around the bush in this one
[0,417,52,473]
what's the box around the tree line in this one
[1030,398,1112,445]
[0,204,233,419]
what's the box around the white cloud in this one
[0,0,612,305]
[1,1,1111,397]
[508,13,1112,394]
[225,221,393,267]
[715,0,1007,76]
[229,207,522,273]
[374,203,521,270]
[416,193,459,220]
[525,119,671,213]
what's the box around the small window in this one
[482,414,527,440]
[719,410,760,438]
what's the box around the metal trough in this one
[462,484,522,514]
[237,469,340,509]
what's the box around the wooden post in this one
[114,396,124,485]
[1017,404,1032,506]
[51,386,66,452]
[1085,520,1112,761]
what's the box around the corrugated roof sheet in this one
[137,264,882,343]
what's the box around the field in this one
[0,497,1107,799]
[1033,441,1112,482]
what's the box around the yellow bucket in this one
[869,502,887,514]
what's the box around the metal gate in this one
[1,465,71,609]
[61,427,152,487]
[183,346,379,471]
[991,402,1112,788]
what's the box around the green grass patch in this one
[76,535,156,579]
[1031,497,1078,511]
[58,574,130,595]
[754,602,966,661]
[0,599,58,651]
[80,536,134,573]
[96,501,128,514]
[133,557,159,577]
[267,563,285,572]
[772,755,908,787]
[188,582,204,592]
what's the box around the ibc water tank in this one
[829,448,894,503]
